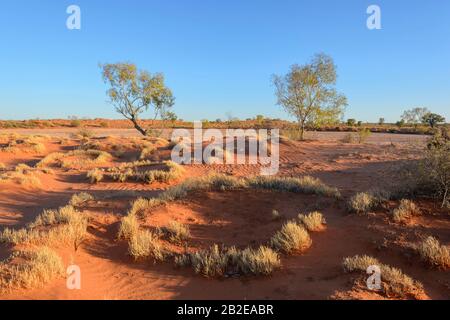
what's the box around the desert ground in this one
[0,129,448,300]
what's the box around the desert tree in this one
[273,53,347,140]
[401,107,429,125]
[101,62,175,136]
[421,112,445,128]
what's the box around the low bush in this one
[175,244,281,278]
[417,236,450,269]
[69,192,94,207]
[117,214,139,240]
[392,199,421,223]
[128,230,165,261]
[162,221,190,244]
[298,211,326,232]
[348,192,378,215]
[0,247,64,291]
[343,255,424,299]
[87,168,104,183]
[270,221,312,254]
[247,176,341,198]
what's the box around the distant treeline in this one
[0,118,447,135]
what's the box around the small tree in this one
[401,107,429,125]
[101,62,175,136]
[421,113,445,128]
[347,119,356,126]
[273,53,347,140]
[378,118,385,125]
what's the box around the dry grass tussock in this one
[247,175,341,198]
[0,247,64,292]
[416,236,450,269]
[162,221,191,244]
[0,163,42,188]
[69,192,94,207]
[175,244,280,278]
[37,149,112,169]
[0,135,47,154]
[392,199,421,223]
[348,192,380,215]
[343,255,424,299]
[128,229,165,261]
[0,205,88,250]
[270,221,312,253]
[117,214,139,240]
[298,211,326,232]
[87,160,184,184]
[160,174,340,202]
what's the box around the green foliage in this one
[101,62,175,136]
[421,112,445,128]
[273,53,347,140]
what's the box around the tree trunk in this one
[299,121,305,141]
[130,117,147,136]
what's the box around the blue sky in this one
[0,0,449,122]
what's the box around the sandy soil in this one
[0,130,448,300]
[0,128,428,145]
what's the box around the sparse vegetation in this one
[0,165,42,188]
[128,197,165,216]
[87,168,104,183]
[0,247,64,291]
[94,160,184,184]
[128,229,165,261]
[343,255,424,299]
[270,221,312,254]
[69,192,94,207]
[247,175,341,198]
[356,128,371,143]
[392,199,420,223]
[38,150,112,169]
[162,221,190,244]
[0,135,47,154]
[117,214,139,240]
[1,205,88,250]
[298,211,326,231]
[417,236,450,269]
[175,244,281,278]
[348,192,378,215]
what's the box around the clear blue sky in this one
[0,0,449,122]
